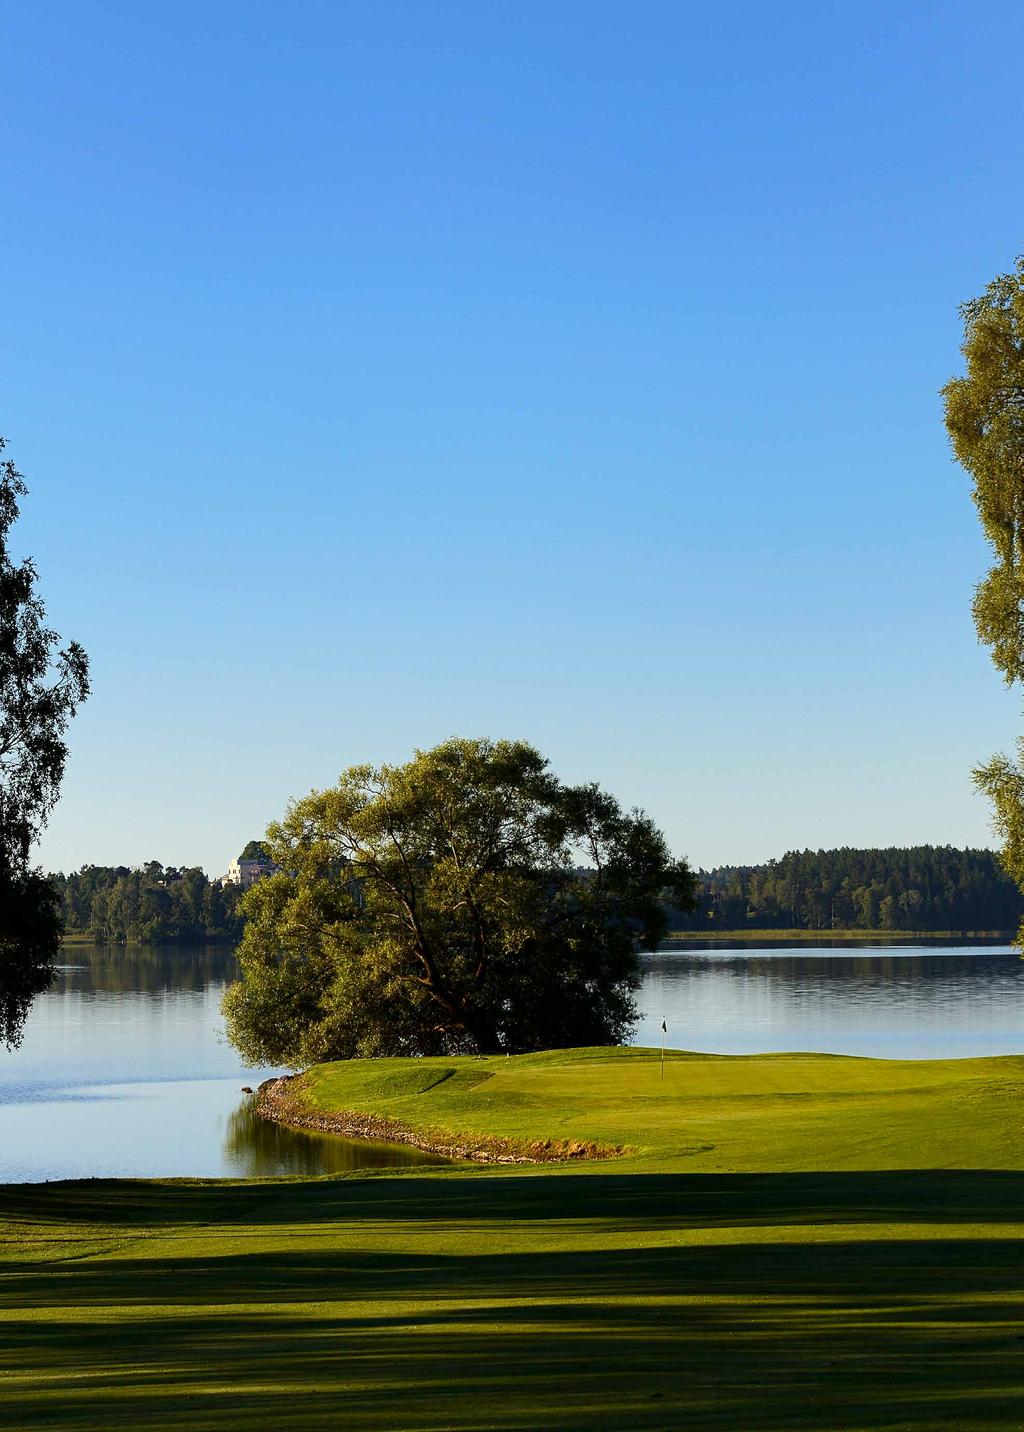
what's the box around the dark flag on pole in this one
[660,1020,666,1079]
[661,1020,667,1033]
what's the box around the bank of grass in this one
[3,1047,1024,1430]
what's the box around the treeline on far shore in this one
[50,864,244,945]
[51,844,1021,946]
[668,846,1022,934]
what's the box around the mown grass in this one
[296,1045,1024,1172]
[3,1047,1024,1430]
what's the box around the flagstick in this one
[661,1021,665,1081]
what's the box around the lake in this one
[1,940,1021,1183]
[638,938,1024,1058]
[0,946,450,1184]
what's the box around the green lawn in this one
[3,1047,1023,1430]
[293,1044,1024,1171]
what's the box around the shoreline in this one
[255,1073,623,1165]
[663,928,1015,942]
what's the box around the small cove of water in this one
[1,941,1021,1183]
[0,946,449,1183]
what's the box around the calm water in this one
[636,940,1024,1058]
[1,940,1021,1184]
[0,946,449,1183]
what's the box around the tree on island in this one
[0,439,89,1046]
[223,737,695,1064]
[944,256,1024,942]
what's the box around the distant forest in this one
[50,845,1022,944]
[669,846,1023,933]
[51,864,244,945]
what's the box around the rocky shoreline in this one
[255,1073,622,1165]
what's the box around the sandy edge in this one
[255,1073,623,1165]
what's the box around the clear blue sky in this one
[4,1,1023,876]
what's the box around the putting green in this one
[290,1044,1024,1171]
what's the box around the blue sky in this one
[4,0,1023,876]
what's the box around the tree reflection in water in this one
[58,944,240,996]
[222,1099,454,1177]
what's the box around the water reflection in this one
[636,944,1024,1058]
[0,944,455,1183]
[56,942,240,994]
[223,1099,451,1177]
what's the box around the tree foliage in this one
[0,440,89,1046]
[671,846,1021,933]
[943,258,1024,945]
[942,256,1024,685]
[223,737,695,1065]
[50,863,244,945]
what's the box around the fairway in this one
[3,1049,1023,1430]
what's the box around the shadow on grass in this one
[3,1233,1024,1309]
[2,1171,1023,1430]
[4,1167,1024,1230]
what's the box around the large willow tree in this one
[224,737,695,1065]
[943,256,1024,932]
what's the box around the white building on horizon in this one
[222,851,279,888]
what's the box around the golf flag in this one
[661,1020,667,1033]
